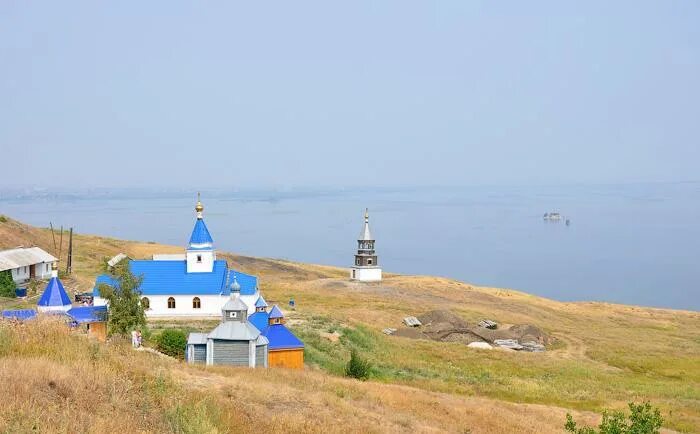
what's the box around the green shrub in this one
[157,329,187,359]
[0,215,8,223]
[344,349,372,381]
[0,270,15,298]
[565,402,663,434]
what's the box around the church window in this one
[368,259,373,265]
[229,311,237,318]
[141,297,150,309]
[193,297,201,309]
[273,318,281,324]
[167,297,176,309]
[196,255,202,263]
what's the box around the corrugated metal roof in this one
[268,305,284,319]
[37,277,72,308]
[152,254,186,261]
[2,309,37,321]
[187,332,208,345]
[0,247,57,272]
[107,253,128,267]
[188,218,213,247]
[248,311,269,332]
[262,324,304,350]
[92,261,258,297]
[208,320,261,341]
[67,305,107,324]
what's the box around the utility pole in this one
[66,227,73,275]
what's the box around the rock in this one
[493,339,524,350]
[520,341,546,352]
[320,331,341,342]
[467,342,493,350]
[477,319,498,329]
[382,328,397,335]
[403,316,422,327]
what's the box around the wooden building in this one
[67,306,108,342]
[261,305,304,369]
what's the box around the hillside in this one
[1,216,699,433]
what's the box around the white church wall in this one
[350,267,382,282]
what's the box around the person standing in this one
[131,330,138,348]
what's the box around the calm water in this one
[2,183,699,311]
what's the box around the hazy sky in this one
[1,2,698,189]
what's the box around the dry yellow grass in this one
[1,216,698,432]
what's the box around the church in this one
[92,196,261,317]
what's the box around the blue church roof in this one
[248,311,269,332]
[188,219,213,248]
[93,260,258,297]
[2,309,37,321]
[269,305,284,319]
[255,295,268,308]
[38,277,72,308]
[67,305,108,324]
[261,324,304,350]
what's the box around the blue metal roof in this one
[93,261,258,297]
[188,218,213,247]
[2,309,37,321]
[261,324,304,350]
[67,306,108,324]
[228,270,258,296]
[38,277,72,307]
[268,305,284,319]
[248,311,269,332]
[255,295,268,308]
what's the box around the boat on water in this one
[543,212,562,221]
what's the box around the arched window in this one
[167,297,176,309]
[192,297,201,309]
[141,297,150,309]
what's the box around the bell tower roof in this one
[188,193,214,250]
[358,208,373,241]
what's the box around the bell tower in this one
[186,193,216,273]
[350,208,382,282]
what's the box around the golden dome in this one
[195,192,204,213]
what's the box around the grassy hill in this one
[1,216,698,433]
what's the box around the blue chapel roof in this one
[2,309,37,321]
[261,323,304,350]
[255,295,268,308]
[67,305,108,324]
[188,219,213,247]
[93,260,258,297]
[269,305,284,319]
[248,311,269,332]
[38,277,72,308]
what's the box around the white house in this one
[92,196,260,318]
[0,247,57,284]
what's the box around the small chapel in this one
[92,195,261,317]
[350,208,382,282]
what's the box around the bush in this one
[0,215,7,223]
[157,329,187,359]
[0,270,15,298]
[565,402,663,434]
[344,349,372,381]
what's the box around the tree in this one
[0,270,15,298]
[344,349,372,380]
[98,260,146,337]
[157,329,187,359]
[565,402,663,434]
